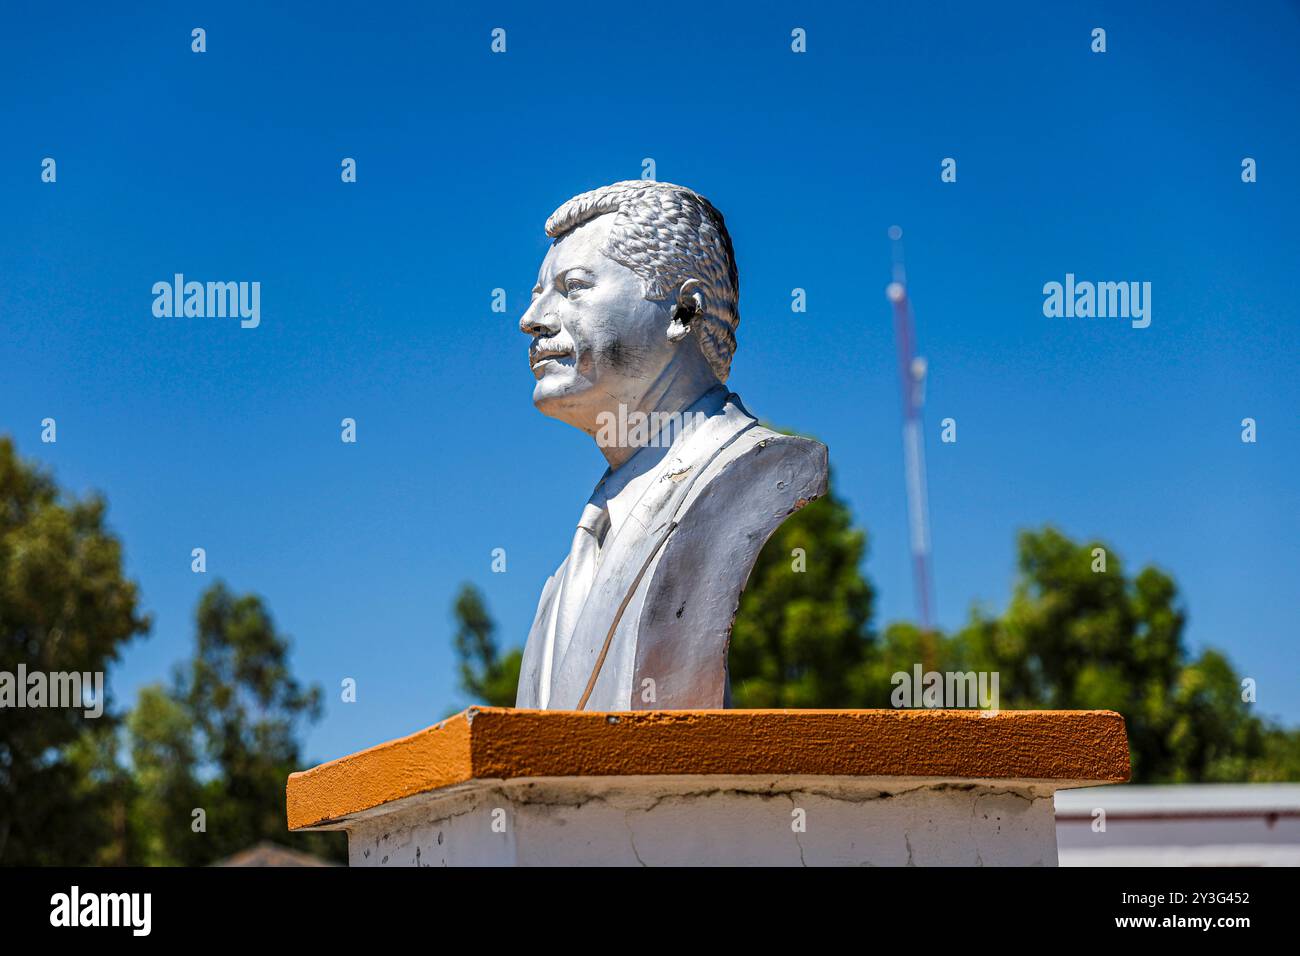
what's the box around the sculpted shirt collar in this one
[583,384,730,545]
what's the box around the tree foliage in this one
[738,506,1300,784]
[0,437,150,863]
[127,582,342,864]
[1,436,343,864]
[952,527,1300,782]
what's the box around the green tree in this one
[118,582,344,864]
[857,620,978,708]
[731,495,1299,783]
[0,437,150,864]
[452,583,521,707]
[152,581,343,863]
[62,717,140,865]
[125,683,203,865]
[951,527,1300,783]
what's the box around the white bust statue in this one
[515,181,828,711]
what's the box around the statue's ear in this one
[667,279,704,344]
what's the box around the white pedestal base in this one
[345,774,1060,867]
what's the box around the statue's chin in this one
[532,371,592,426]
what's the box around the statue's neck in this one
[597,357,723,470]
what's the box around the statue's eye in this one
[561,272,592,295]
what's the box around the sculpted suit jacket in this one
[515,388,828,711]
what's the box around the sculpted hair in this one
[544,180,740,382]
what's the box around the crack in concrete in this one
[787,794,807,867]
[622,809,648,867]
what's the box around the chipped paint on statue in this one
[516,181,828,711]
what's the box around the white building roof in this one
[1056,783,1300,816]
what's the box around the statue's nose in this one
[520,303,560,336]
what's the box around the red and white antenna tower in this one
[885,225,935,631]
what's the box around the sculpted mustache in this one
[532,335,573,354]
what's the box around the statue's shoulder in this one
[676,403,829,529]
[655,400,826,556]
[732,421,827,472]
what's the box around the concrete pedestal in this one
[287,708,1129,867]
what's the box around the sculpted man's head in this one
[520,181,740,441]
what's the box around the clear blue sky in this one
[3,1,1297,763]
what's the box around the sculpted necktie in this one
[550,499,611,674]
